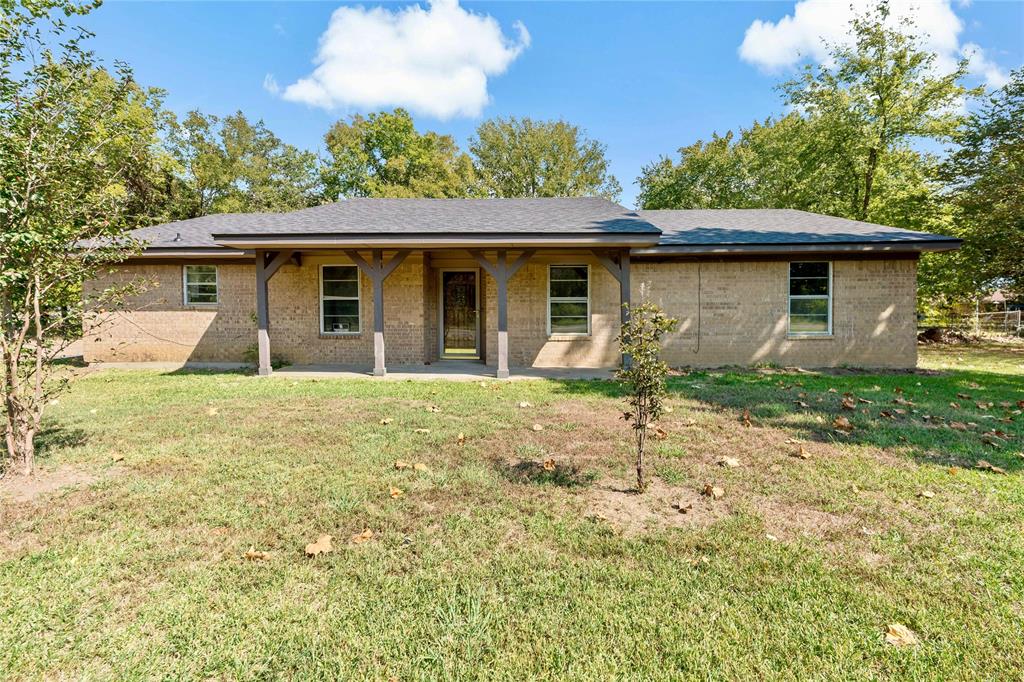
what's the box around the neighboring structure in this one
[83,198,960,376]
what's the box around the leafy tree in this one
[470,117,621,201]
[616,303,678,493]
[1,0,155,474]
[779,1,971,222]
[321,108,476,199]
[931,69,1024,300]
[639,1,967,230]
[167,110,320,217]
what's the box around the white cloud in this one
[961,42,1009,89]
[280,0,529,119]
[738,0,1008,89]
[262,73,280,95]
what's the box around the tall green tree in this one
[639,1,966,230]
[470,117,621,201]
[779,1,971,222]
[321,108,476,199]
[928,69,1024,300]
[167,111,319,218]
[1,0,156,474]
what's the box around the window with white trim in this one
[788,262,831,334]
[320,265,360,334]
[183,265,218,305]
[548,265,590,335]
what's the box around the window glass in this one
[789,262,831,334]
[322,265,360,333]
[184,265,218,304]
[549,265,589,335]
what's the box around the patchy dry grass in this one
[1,344,1023,679]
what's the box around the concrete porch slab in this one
[274,361,615,381]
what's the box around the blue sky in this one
[82,1,1024,207]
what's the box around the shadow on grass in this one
[35,425,88,456]
[544,365,1023,473]
[501,459,598,488]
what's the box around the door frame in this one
[438,268,481,360]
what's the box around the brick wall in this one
[84,254,918,369]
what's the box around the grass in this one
[1,343,1023,679]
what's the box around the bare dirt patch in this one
[0,465,98,504]
[584,477,729,536]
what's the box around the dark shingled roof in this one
[128,201,959,252]
[638,209,959,246]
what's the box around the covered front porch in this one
[249,246,635,378]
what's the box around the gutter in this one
[631,239,962,256]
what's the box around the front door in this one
[441,270,479,359]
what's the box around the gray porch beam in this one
[470,249,534,379]
[255,249,295,376]
[344,248,410,377]
[593,249,632,368]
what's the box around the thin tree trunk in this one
[861,147,878,220]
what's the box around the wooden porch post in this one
[593,248,632,368]
[470,249,534,379]
[254,249,296,376]
[345,249,410,377]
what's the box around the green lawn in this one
[2,344,1023,679]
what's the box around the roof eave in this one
[632,240,962,256]
[211,232,661,249]
[137,247,253,258]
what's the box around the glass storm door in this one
[441,271,479,358]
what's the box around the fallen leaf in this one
[543,458,555,471]
[790,445,810,460]
[841,397,856,410]
[207,407,219,416]
[350,529,374,544]
[741,409,752,427]
[653,426,668,440]
[949,421,969,431]
[716,456,740,468]
[766,534,779,542]
[112,454,125,463]
[379,418,392,425]
[389,486,403,499]
[394,460,412,470]
[702,484,725,500]
[885,623,920,647]
[879,410,895,419]
[673,500,693,514]
[833,416,854,432]
[456,432,466,445]
[413,462,430,472]
[794,400,810,409]
[427,405,441,413]
[304,534,333,557]
[918,490,935,499]
[949,402,961,409]
[518,401,532,408]
[532,423,544,432]
[244,547,270,561]
[957,393,971,400]
[414,428,431,434]
[976,460,1007,475]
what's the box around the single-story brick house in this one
[83,197,960,377]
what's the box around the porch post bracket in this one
[592,249,623,283]
[343,249,411,378]
[255,249,296,377]
[470,249,533,380]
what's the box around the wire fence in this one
[919,310,1023,338]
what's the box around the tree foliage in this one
[930,69,1024,298]
[616,303,678,493]
[321,108,476,200]
[470,117,621,201]
[166,110,320,218]
[1,0,155,474]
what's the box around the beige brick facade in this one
[84,253,918,369]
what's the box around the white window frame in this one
[788,261,832,336]
[182,264,219,306]
[319,264,362,335]
[547,264,591,337]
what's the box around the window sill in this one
[184,303,218,309]
[547,333,591,342]
[319,332,362,339]
[787,333,834,340]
